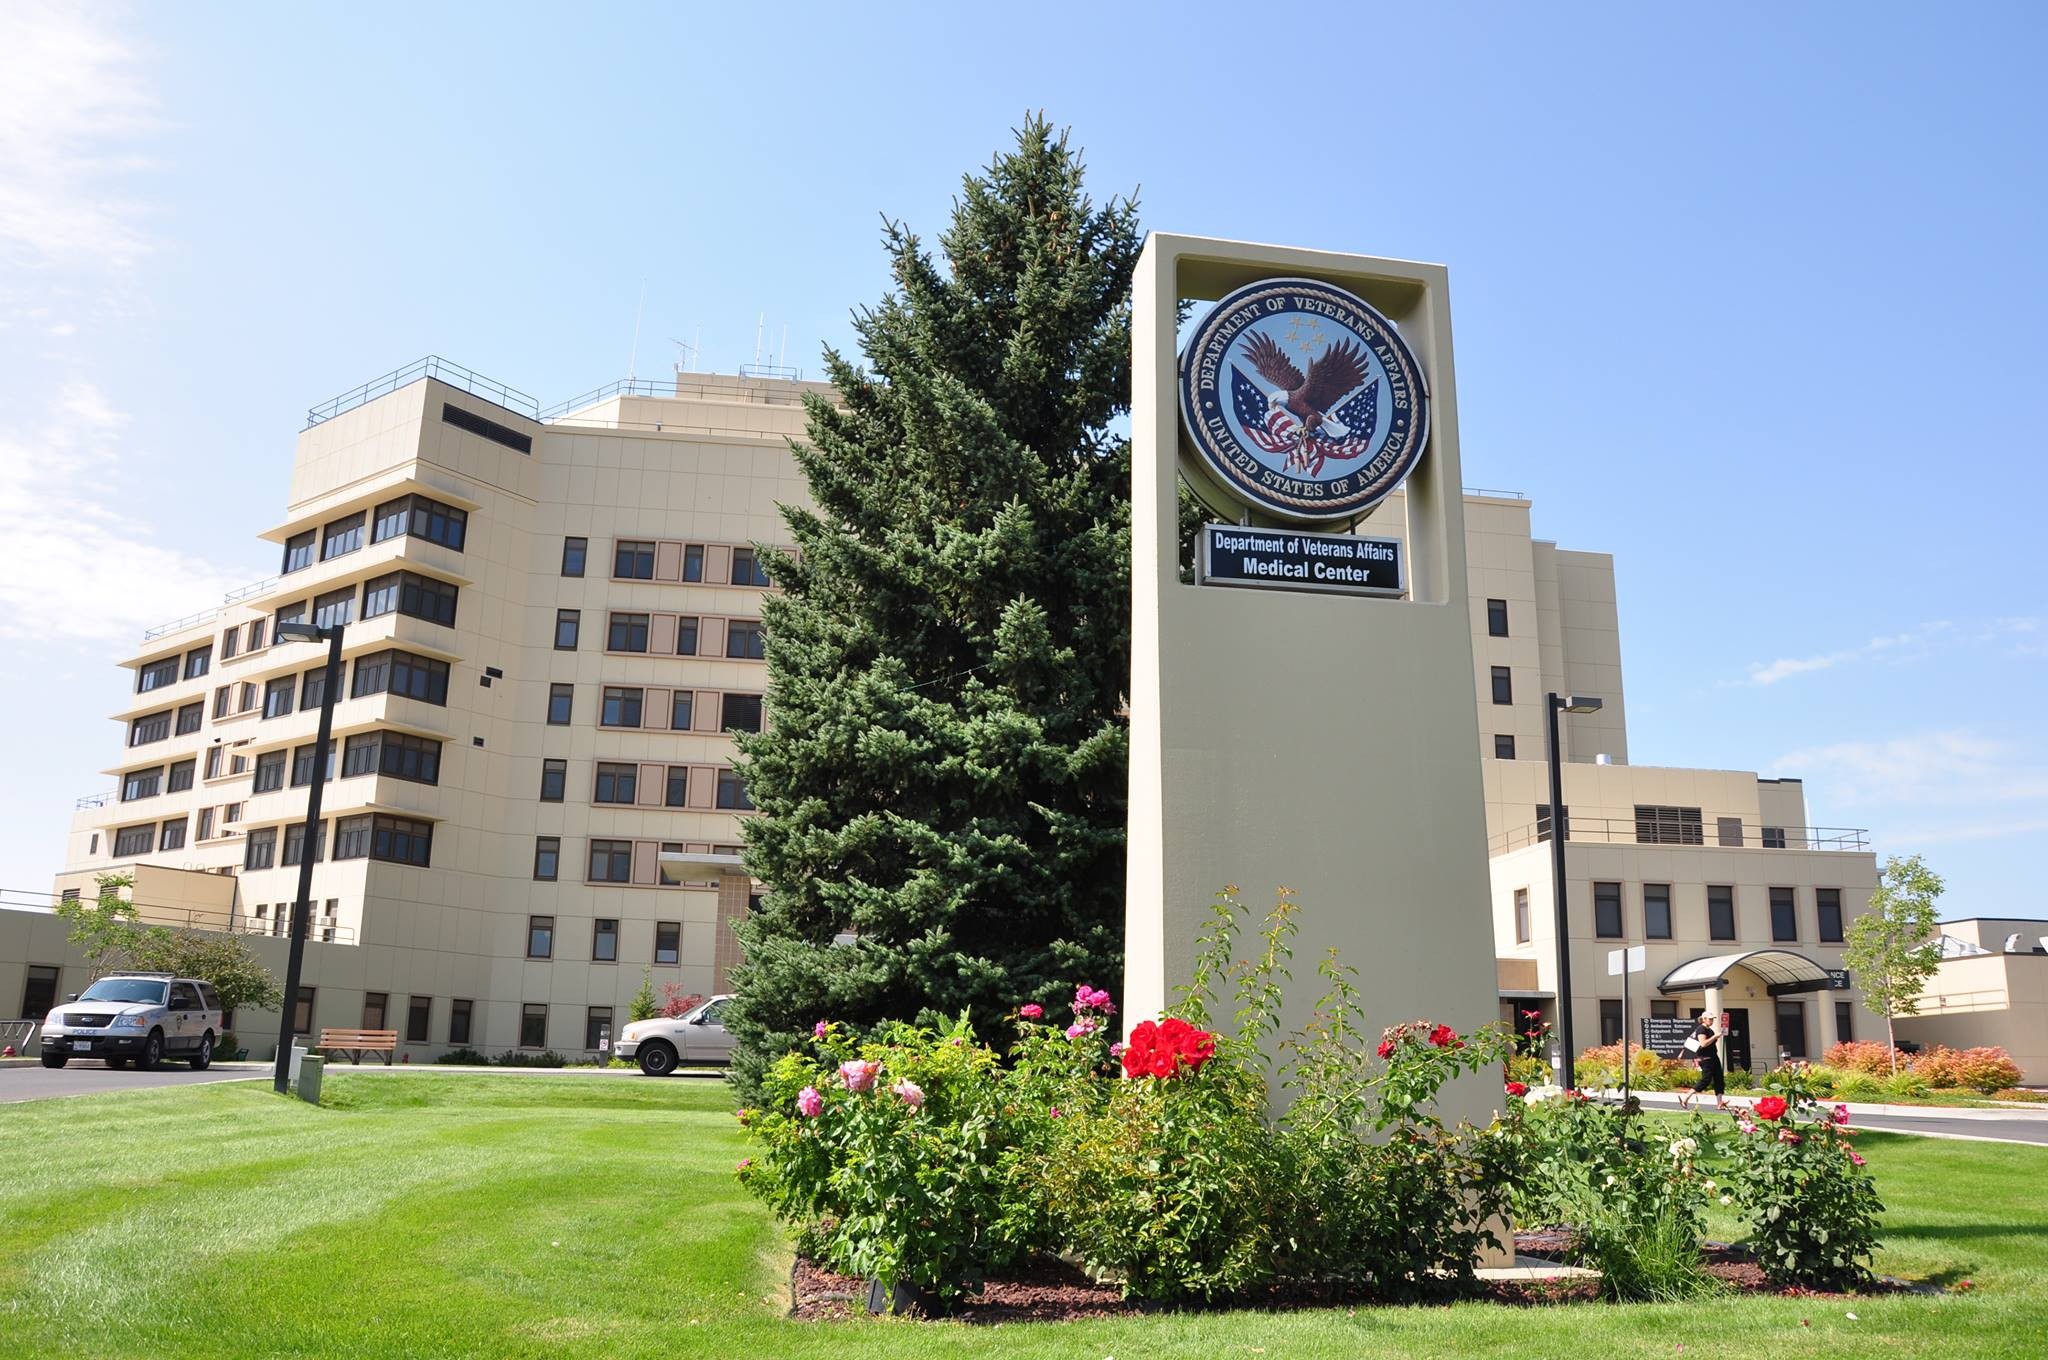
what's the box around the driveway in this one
[0,1060,267,1103]
[1625,1089,2048,1147]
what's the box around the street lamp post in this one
[1545,690,1602,1091]
[270,620,345,1094]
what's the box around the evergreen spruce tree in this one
[727,117,1140,1096]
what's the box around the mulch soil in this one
[789,1233,1917,1323]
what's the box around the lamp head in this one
[1561,695,1603,715]
[274,621,326,644]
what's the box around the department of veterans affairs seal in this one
[1178,277,1430,522]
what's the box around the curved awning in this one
[1658,949,1839,996]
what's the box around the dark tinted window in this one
[138,657,179,692]
[539,759,566,801]
[1817,888,1844,943]
[1593,881,1622,938]
[726,620,765,659]
[1486,598,1508,637]
[1490,666,1512,705]
[613,540,655,579]
[721,693,763,733]
[1771,887,1797,941]
[1708,885,1736,940]
[1643,883,1672,939]
[561,537,587,577]
[282,530,316,573]
[321,513,364,560]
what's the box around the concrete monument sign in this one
[1124,235,1500,1130]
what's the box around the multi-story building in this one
[2,358,1884,1073]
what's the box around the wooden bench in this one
[318,1028,399,1065]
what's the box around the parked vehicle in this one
[616,994,735,1075]
[39,973,224,1072]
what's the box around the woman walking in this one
[1678,1014,1728,1111]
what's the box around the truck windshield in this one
[76,979,169,1005]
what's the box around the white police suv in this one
[39,972,224,1072]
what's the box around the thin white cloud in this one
[0,4,157,273]
[1772,730,2048,809]
[1744,618,2034,686]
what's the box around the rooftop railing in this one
[537,378,679,421]
[75,790,115,810]
[1490,818,1869,857]
[139,605,225,643]
[304,355,539,428]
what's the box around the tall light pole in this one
[1545,691,1602,1090]
[271,619,345,1094]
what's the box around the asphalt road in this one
[1628,1090,2048,1146]
[0,1060,267,1103]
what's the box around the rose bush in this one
[1729,1067,1885,1287]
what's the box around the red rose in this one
[1753,1095,1789,1122]
[1505,1081,1528,1097]
[1376,1039,1395,1059]
[1147,1047,1178,1079]
[1181,1028,1217,1070]
[1428,1024,1456,1048]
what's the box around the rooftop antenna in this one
[670,336,700,373]
[753,313,766,369]
[778,322,789,371]
[627,278,647,379]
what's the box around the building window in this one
[172,702,201,736]
[1770,886,1797,942]
[1834,1000,1853,1044]
[449,998,473,1045]
[1490,666,1512,705]
[671,691,693,729]
[655,920,680,965]
[600,686,643,727]
[731,547,771,587]
[527,915,554,959]
[364,731,441,784]
[113,824,154,856]
[1651,999,1677,1019]
[1817,888,1844,943]
[607,612,650,652]
[183,645,212,680]
[1708,885,1736,941]
[292,988,316,1035]
[613,540,655,579]
[289,741,335,788]
[715,768,753,811]
[682,544,704,582]
[1775,999,1808,1060]
[159,818,187,852]
[129,711,171,746]
[1593,881,1622,939]
[561,537,587,577]
[321,512,365,560]
[441,401,531,453]
[137,657,179,693]
[368,815,433,866]
[665,766,689,807]
[1486,598,1508,637]
[332,813,368,861]
[351,649,449,705]
[520,1003,548,1049]
[312,587,354,630]
[1599,998,1623,1047]
[204,747,224,781]
[1644,883,1672,939]
[281,820,326,866]
[362,992,389,1031]
[1514,887,1530,943]
[553,609,581,650]
[167,759,195,793]
[676,616,699,656]
[223,802,243,825]
[593,918,618,963]
[220,627,240,660]
[212,686,232,720]
[1493,734,1515,760]
[20,965,62,1025]
[534,836,560,881]
[239,682,259,713]
[247,618,267,652]
[253,750,286,793]
[1535,803,1568,843]
[406,995,432,1043]
[547,683,574,725]
[1762,826,1787,849]
[721,693,764,734]
[372,494,467,551]
[726,619,766,660]
[593,762,638,804]
[121,768,162,802]
[585,1006,613,1050]
[263,676,295,720]
[362,571,458,627]
[244,827,277,870]
[1634,805,1704,845]
[300,665,334,712]
[588,839,633,882]
[282,530,317,574]
[196,808,214,841]
[1717,816,1744,847]
[539,759,566,802]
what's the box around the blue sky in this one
[1,2,2042,916]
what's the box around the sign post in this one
[1607,944,1647,1103]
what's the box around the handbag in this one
[1682,1035,1701,1054]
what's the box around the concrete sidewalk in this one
[1613,1088,2048,1146]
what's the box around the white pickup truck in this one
[615,994,735,1075]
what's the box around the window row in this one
[281,494,468,574]
[581,535,777,587]
[539,759,753,814]
[249,729,442,793]
[550,609,762,659]
[1594,997,1855,1060]
[120,759,197,802]
[247,898,343,943]
[135,643,211,693]
[110,818,187,857]
[1574,881,1848,944]
[545,683,764,733]
[243,813,433,870]
[128,702,202,746]
[534,836,748,887]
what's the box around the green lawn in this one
[0,1074,2041,1359]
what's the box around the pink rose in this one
[1049,1106,1062,1118]
[1108,1042,1126,1059]
[1019,1004,1043,1020]
[1832,1103,1851,1126]
[814,1020,829,1040]
[1066,1016,1099,1040]
[891,1078,924,1109]
[839,1059,879,1093]
[1847,1149,1866,1167]
[735,1158,753,1171]
[796,1086,823,1118]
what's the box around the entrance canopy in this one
[1658,949,1839,997]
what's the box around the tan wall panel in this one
[637,763,665,807]
[654,541,683,582]
[643,688,670,731]
[651,614,677,655]
[685,766,715,810]
[705,544,732,585]
[630,840,658,886]
[699,617,726,657]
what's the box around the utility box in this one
[296,1054,323,1105]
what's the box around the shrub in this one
[1825,1040,1909,1076]
[1833,1071,1884,1100]
[1724,1067,1756,1091]
[1949,1046,2023,1092]
[434,1047,492,1066]
[214,1031,244,1061]
[1505,1053,1549,1087]
[1575,1042,1690,1091]
[1884,1068,1930,1098]
[494,1048,566,1068]
[1727,1068,1883,1288]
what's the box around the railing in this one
[1490,818,1869,856]
[738,361,803,382]
[0,1020,35,1053]
[222,575,280,605]
[304,355,539,428]
[75,790,115,810]
[537,378,679,421]
[1463,486,1528,500]
[140,605,225,642]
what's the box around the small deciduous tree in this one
[55,873,143,980]
[1842,854,1946,1073]
[128,928,282,1017]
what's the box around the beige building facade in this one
[1896,918,2048,1082]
